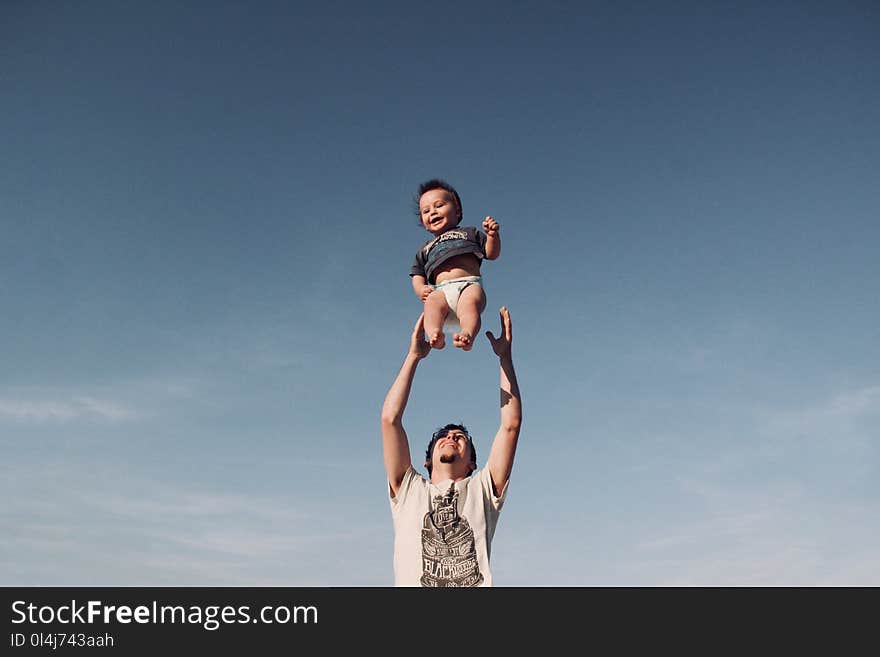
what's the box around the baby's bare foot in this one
[429,329,446,349]
[453,332,473,351]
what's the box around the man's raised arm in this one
[381,314,431,497]
[485,307,522,497]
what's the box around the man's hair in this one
[424,423,477,476]
[413,178,463,225]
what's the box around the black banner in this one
[1,587,871,652]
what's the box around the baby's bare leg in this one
[424,290,449,349]
[452,284,487,351]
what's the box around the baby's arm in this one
[483,216,501,260]
[411,275,433,302]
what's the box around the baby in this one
[410,179,500,350]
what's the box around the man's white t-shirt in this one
[388,466,508,587]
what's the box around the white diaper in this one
[432,276,482,327]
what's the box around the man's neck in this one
[430,466,472,485]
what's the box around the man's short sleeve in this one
[479,466,508,513]
[389,466,420,511]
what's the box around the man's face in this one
[432,429,473,470]
[419,189,460,235]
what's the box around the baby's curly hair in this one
[413,179,463,225]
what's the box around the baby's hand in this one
[419,284,433,302]
[482,216,499,236]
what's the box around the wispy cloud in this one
[762,385,880,436]
[0,375,211,427]
[0,396,138,423]
[0,465,387,585]
[593,384,880,585]
[628,494,880,585]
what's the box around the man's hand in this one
[418,284,433,302]
[410,313,432,360]
[482,216,500,237]
[485,306,512,358]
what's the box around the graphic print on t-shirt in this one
[423,230,477,274]
[420,485,483,587]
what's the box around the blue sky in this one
[2,1,878,585]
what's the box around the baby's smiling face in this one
[419,188,461,235]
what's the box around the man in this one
[381,307,522,586]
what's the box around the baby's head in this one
[414,179,463,235]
